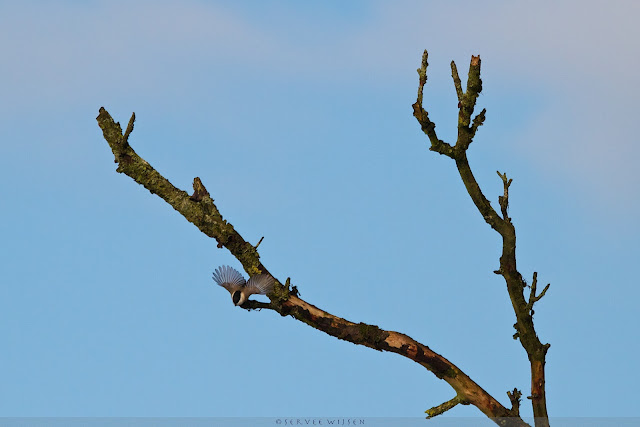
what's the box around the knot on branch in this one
[290,284,300,297]
[265,276,296,310]
[190,177,211,201]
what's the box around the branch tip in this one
[255,236,265,249]
[413,51,453,157]
[451,61,463,101]
[496,171,512,221]
[507,388,522,416]
[122,112,136,146]
[470,108,486,138]
[416,49,429,107]
[526,272,550,313]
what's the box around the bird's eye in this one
[232,291,241,305]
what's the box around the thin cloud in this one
[2,0,638,218]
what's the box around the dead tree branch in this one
[412,50,550,427]
[425,395,469,419]
[507,388,523,416]
[96,106,530,426]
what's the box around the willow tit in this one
[212,265,275,306]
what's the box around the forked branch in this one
[412,50,550,427]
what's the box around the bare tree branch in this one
[412,52,551,427]
[451,61,464,103]
[96,107,530,426]
[425,395,468,419]
[470,108,487,140]
[455,55,482,151]
[254,236,265,249]
[497,171,513,222]
[525,272,550,315]
[122,112,135,146]
[412,50,454,157]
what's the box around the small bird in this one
[212,265,275,306]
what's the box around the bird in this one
[212,265,275,306]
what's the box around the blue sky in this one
[1,0,639,423]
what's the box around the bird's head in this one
[232,290,247,306]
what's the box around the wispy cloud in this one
[0,1,285,108]
[2,0,638,216]
[5,1,636,96]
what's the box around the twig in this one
[425,395,468,419]
[122,112,135,147]
[497,171,513,222]
[451,61,463,102]
[416,50,428,108]
[471,109,487,139]
[525,272,550,314]
[412,50,454,157]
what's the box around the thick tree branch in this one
[96,107,529,426]
[413,52,551,427]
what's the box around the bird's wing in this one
[244,273,275,296]
[212,265,246,292]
